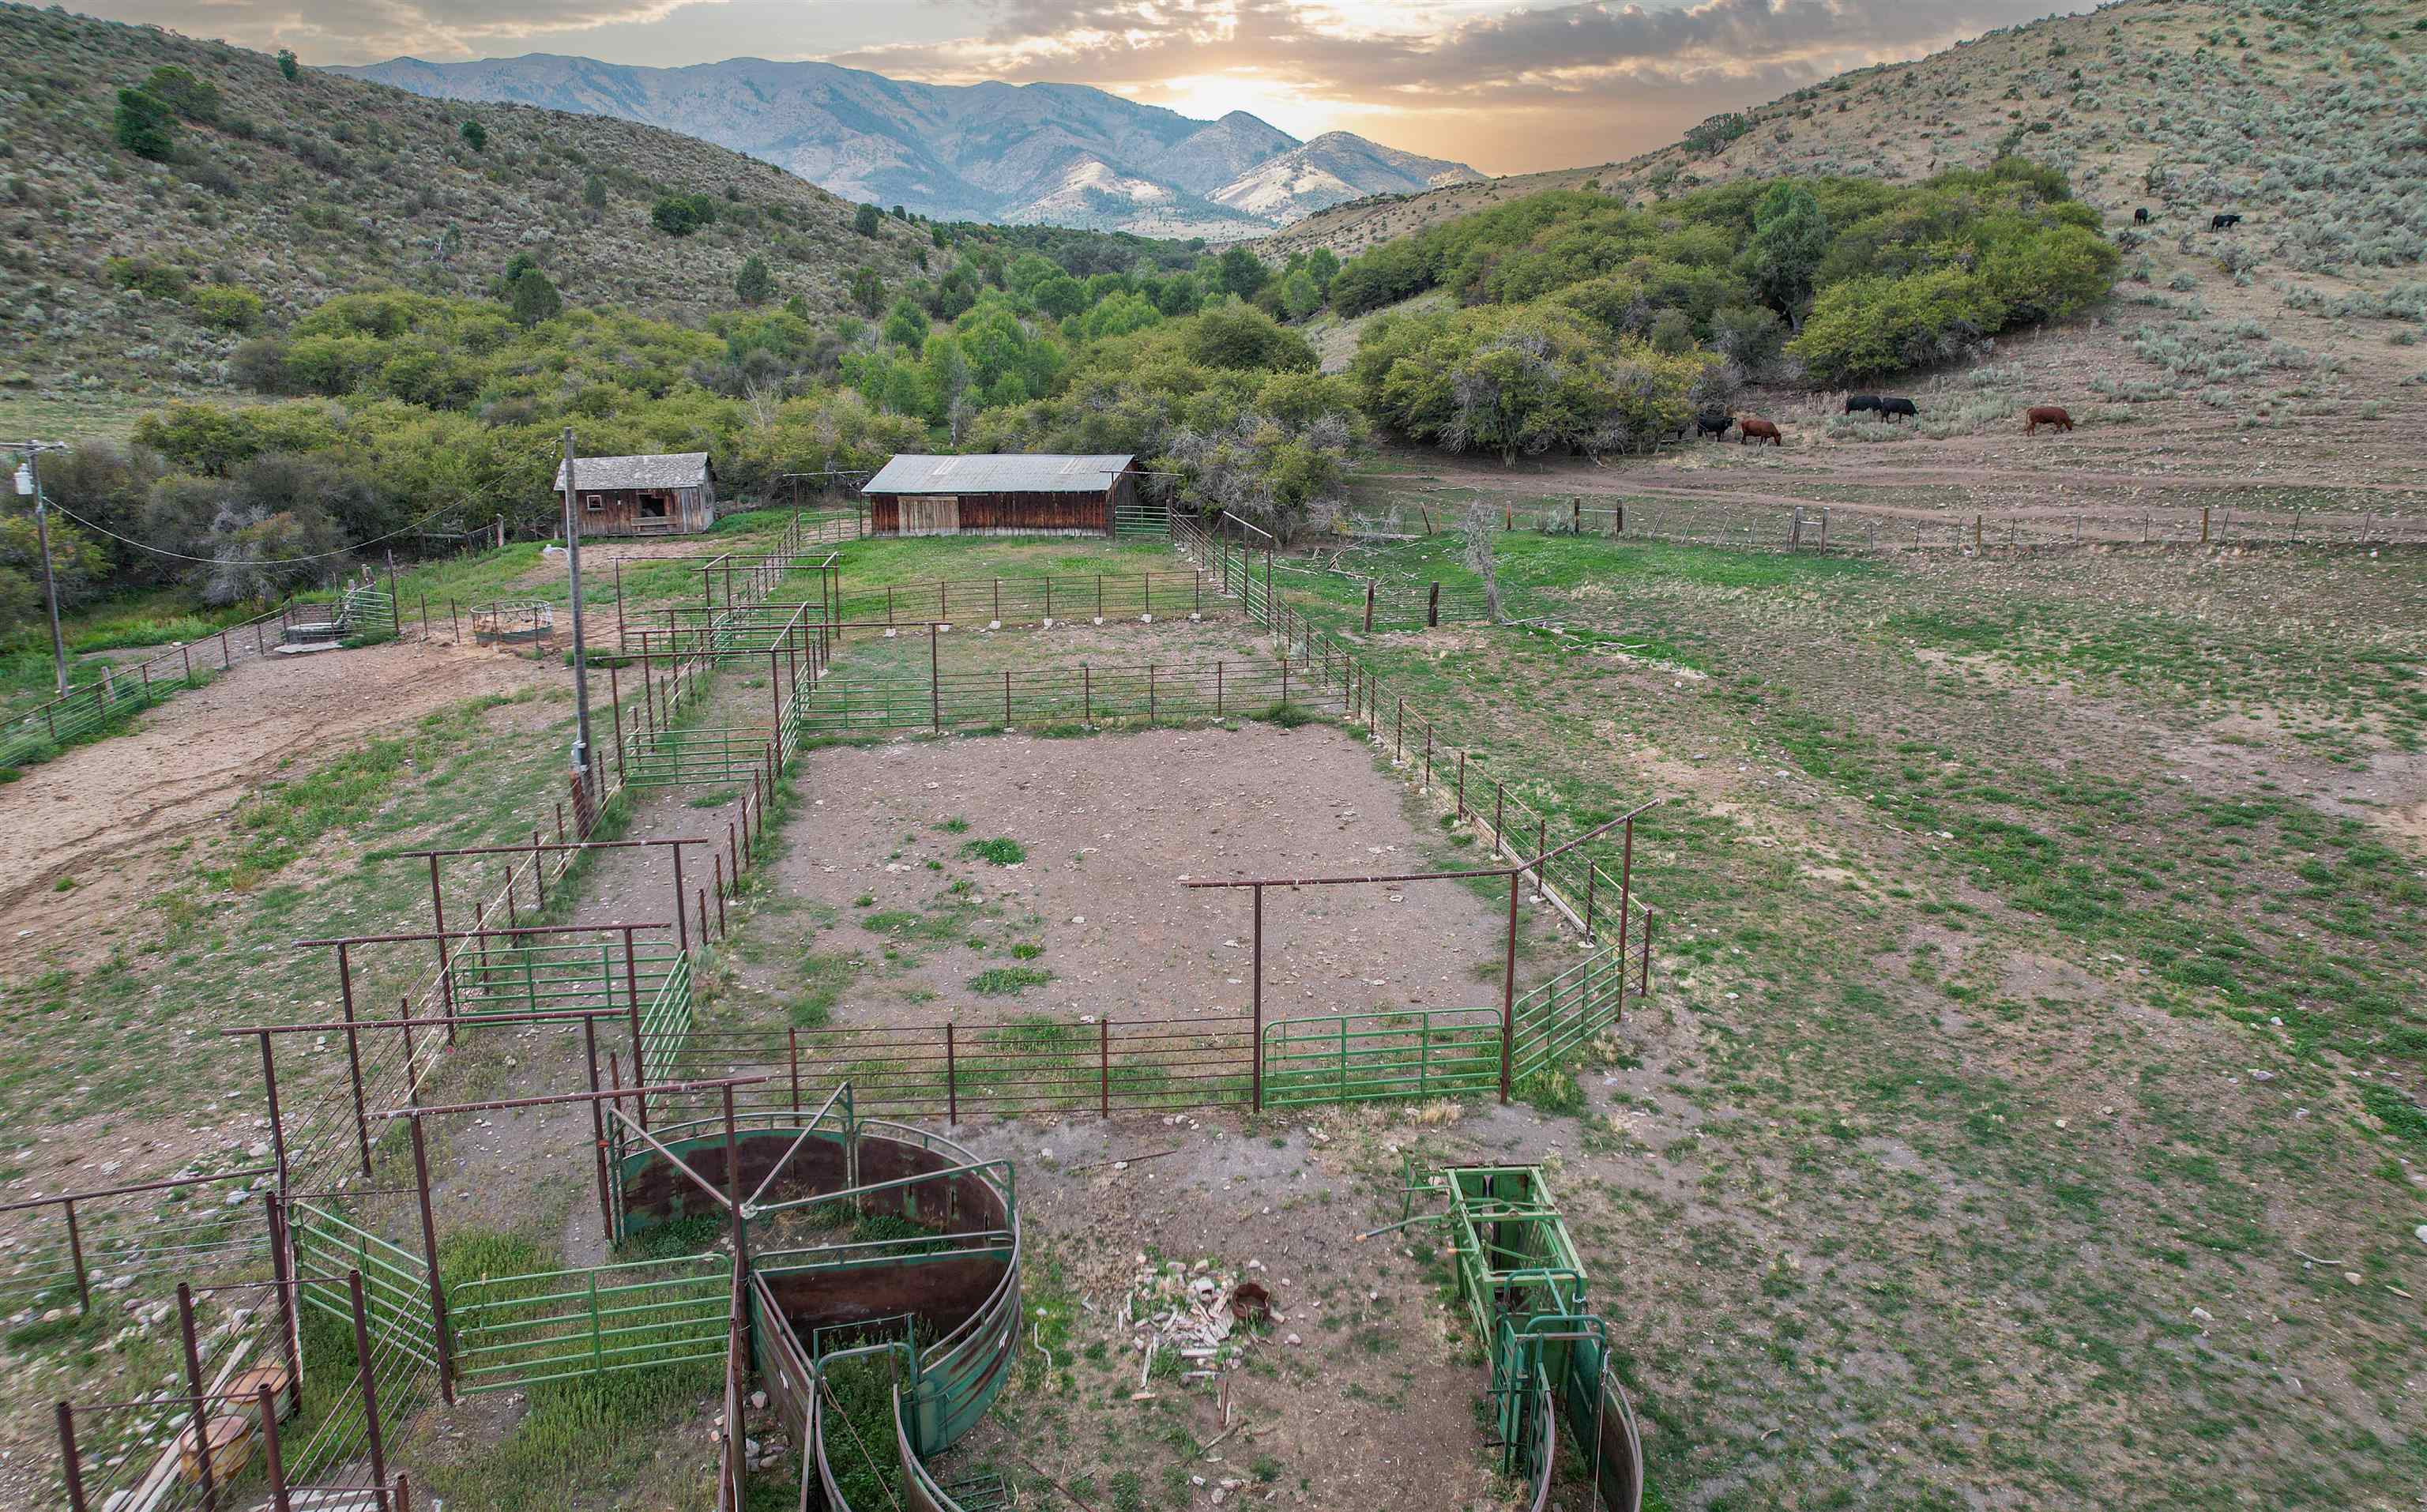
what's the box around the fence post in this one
[946,1023,958,1125]
[258,1380,291,1512]
[1363,582,1374,633]
[407,1115,457,1404]
[220,626,231,669]
[55,1402,88,1512]
[1428,582,1439,627]
[176,1282,219,1510]
[1100,1018,1111,1118]
[1456,750,1466,818]
[347,1269,394,1512]
[1499,874,1518,1104]
[337,944,374,1174]
[1251,884,1264,1111]
[930,626,941,732]
[1639,910,1654,995]
[62,1198,88,1314]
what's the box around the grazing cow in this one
[1738,416,1783,446]
[1846,393,1884,416]
[1881,396,1919,419]
[2211,212,2242,230]
[2134,206,2150,225]
[2024,405,2073,434]
[1695,411,1733,439]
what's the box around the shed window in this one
[583,493,604,512]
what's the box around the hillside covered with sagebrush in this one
[0,3,933,398]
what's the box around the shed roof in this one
[555,452,713,491]
[863,454,1134,496]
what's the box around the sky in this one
[94,1,2083,173]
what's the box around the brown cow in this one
[2024,405,2073,435]
[1737,416,1783,446]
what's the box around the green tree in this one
[735,254,776,306]
[651,195,716,235]
[508,268,563,326]
[276,49,299,81]
[113,89,177,161]
[582,174,608,211]
[188,284,263,333]
[142,66,220,123]
[849,265,885,318]
[1742,182,1831,323]
[853,203,882,237]
[1032,273,1087,320]
[1278,270,1323,322]
[1216,246,1269,299]
[882,298,930,347]
[459,118,487,152]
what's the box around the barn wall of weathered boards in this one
[556,452,719,536]
[862,453,1138,538]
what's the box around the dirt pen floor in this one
[734,722,1530,1033]
[0,640,550,972]
[693,720,1596,1512]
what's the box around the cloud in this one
[80,0,2080,170]
[836,0,2056,106]
[88,0,724,63]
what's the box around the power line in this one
[40,493,484,567]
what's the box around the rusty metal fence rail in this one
[792,654,1341,738]
[831,570,1217,626]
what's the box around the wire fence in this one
[1330,488,2427,555]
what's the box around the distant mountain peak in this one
[336,54,1486,235]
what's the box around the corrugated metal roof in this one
[863,454,1134,496]
[555,452,712,491]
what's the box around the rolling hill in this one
[335,55,1486,239]
[0,4,932,405]
[1265,0,2427,273]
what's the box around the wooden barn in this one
[555,452,718,536]
[861,454,1139,538]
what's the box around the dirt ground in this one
[935,1107,1567,1512]
[0,640,551,973]
[738,723,1524,1034]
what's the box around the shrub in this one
[113,89,177,161]
[1792,269,2008,384]
[459,118,487,152]
[649,194,717,236]
[106,255,190,299]
[853,203,882,237]
[141,66,220,124]
[276,48,299,81]
[187,283,262,332]
[734,254,774,306]
[508,269,563,326]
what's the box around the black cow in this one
[1880,396,1919,419]
[1846,394,1883,415]
[1695,412,1733,439]
[2211,212,2242,230]
[2134,206,2150,225]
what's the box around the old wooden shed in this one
[555,452,718,536]
[861,454,1138,538]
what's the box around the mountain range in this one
[335,55,1487,239]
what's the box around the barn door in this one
[901,497,960,536]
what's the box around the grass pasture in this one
[5,520,2425,1511]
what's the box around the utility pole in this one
[559,427,593,778]
[12,440,70,695]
